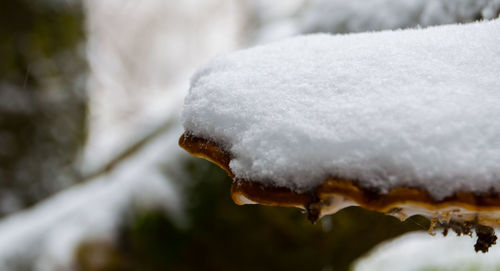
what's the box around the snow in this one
[0,123,185,271]
[182,19,500,199]
[1,1,498,269]
[353,231,500,271]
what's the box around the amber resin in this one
[179,132,500,251]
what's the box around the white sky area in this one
[354,230,500,271]
[0,0,499,270]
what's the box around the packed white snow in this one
[353,230,500,271]
[182,19,500,199]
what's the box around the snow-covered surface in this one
[183,19,500,199]
[354,231,500,271]
[2,1,499,270]
[0,124,185,271]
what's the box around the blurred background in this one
[0,0,499,270]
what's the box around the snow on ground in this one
[354,230,500,271]
[183,19,500,198]
[0,123,185,271]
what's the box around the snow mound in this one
[182,19,500,199]
[353,230,500,271]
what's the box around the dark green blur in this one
[77,159,428,271]
[0,0,86,213]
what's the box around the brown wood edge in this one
[179,133,234,178]
[179,132,500,213]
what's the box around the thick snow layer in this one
[353,231,500,271]
[183,19,500,199]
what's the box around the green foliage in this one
[0,0,87,213]
[107,159,429,271]
[0,0,84,84]
[118,210,188,270]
